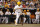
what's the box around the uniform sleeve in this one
[14,6,17,10]
[35,12,37,15]
[12,12,14,14]
[5,12,7,15]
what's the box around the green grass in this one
[0,24,40,27]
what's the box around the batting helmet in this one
[17,1,21,5]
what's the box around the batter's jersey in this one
[14,5,22,13]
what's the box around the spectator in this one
[15,0,19,2]
[36,0,39,3]
[1,4,4,8]
[26,1,29,6]
[37,3,40,8]
[22,0,26,2]
[29,6,34,9]
[23,4,26,8]
[8,1,11,6]
[10,3,13,8]
[4,2,10,8]
[34,2,38,8]
[26,5,29,8]
[29,1,34,5]
[29,5,35,9]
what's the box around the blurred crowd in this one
[0,0,40,9]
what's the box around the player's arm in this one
[35,12,37,15]
[5,12,7,15]
[13,9,15,12]
[14,6,17,15]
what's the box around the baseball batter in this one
[14,1,22,25]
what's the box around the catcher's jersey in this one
[14,5,22,13]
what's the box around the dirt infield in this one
[0,24,40,27]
